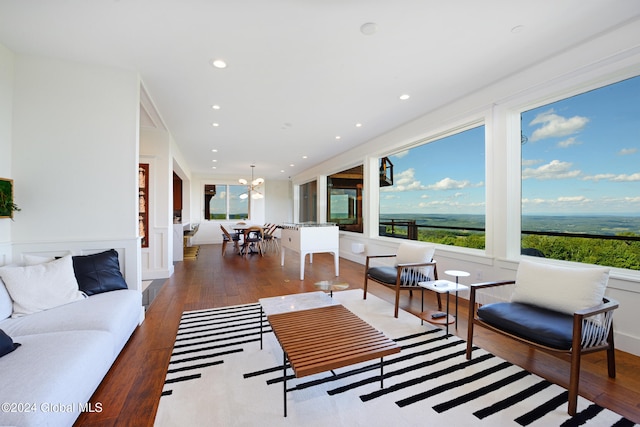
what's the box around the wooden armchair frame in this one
[466,280,618,415]
[364,253,442,318]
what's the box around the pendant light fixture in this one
[239,164,264,199]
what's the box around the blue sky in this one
[521,76,640,216]
[380,126,486,215]
[380,75,640,217]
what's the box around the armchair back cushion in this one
[511,260,609,315]
[395,242,435,279]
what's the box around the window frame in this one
[373,119,489,251]
[514,74,640,269]
[203,183,249,221]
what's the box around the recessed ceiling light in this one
[211,59,227,69]
[280,170,285,173]
[289,163,295,167]
[211,149,218,152]
[302,155,308,159]
[212,159,217,162]
[212,123,219,127]
[355,123,362,127]
[360,22,378,36]
[336,136,341,140]
[212,105,221,110]
[212,166,217,169]
[399,94,410,100]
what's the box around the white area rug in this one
[154,290,635,426]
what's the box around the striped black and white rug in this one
[154,290,636,426]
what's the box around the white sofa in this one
[0,251,142,427]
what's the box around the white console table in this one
[280,223,339,280]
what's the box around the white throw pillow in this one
[511,259,609,315]
[395,242,436,279]
[0,278,13,320]
[0,255,86,318]
[23,254,57,266]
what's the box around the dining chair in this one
[220,225,240,255]
[262,223,279,253]
[241,225,264,257]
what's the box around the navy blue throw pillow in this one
[72,249,128,296]
[0,329,20,358]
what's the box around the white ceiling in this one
[1,1,639,180]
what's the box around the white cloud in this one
[582,172,640,182]
[610,173,640,182]
[557,136,581,148]
[618,148,637,156]
[426,177,484,191]
[522,159,581,180]
[381,168,426,192]
[522,158,543,167]
[557,196,591,203]
[381,169,484,192]
[522,195,591,206]
[392,150,410,159]
[528,109,589,142]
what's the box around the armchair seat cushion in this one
[478,302,574,350]
[367,266,427,287]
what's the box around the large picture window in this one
[328,166,363,233]
[520,75,640,270]
[204,184,248,220]
[379,125,485,249]
[299,180,317,223]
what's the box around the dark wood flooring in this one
[75,244,640,426]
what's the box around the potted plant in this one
[0,178,20,219]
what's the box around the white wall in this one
[0,43,13,264]
[293,20,640,356]
[140,127,174,279]
[265,180,293,226]
[7,54,142,290]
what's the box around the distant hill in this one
[380,214,640,236]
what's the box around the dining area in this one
[220,223,279,257]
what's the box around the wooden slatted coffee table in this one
[267,303,401,417]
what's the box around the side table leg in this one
[283,351,288,417]
[445,291,450,337]
[455,290,459,330]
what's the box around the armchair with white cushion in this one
[363,242,441,318]
[466,260,618,415]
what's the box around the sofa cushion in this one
[72,249,128,296]
[478,302,574,350]
[0,328,20,357]
[0,289,141,358]
[0,255,86,318]
[367,266,428,287]
[511,260,609,315]
[0,330,114,427]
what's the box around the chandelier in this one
[239,164,264,199]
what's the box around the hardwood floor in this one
[75,244,640,426]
